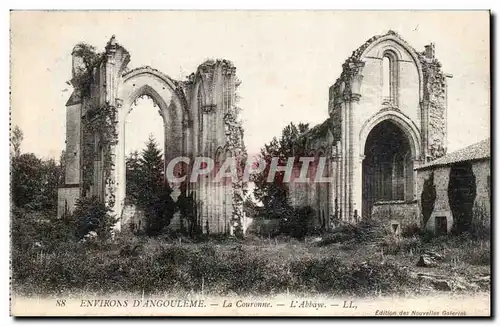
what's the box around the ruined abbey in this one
[57,36,246,235]
[58,31,451,234]
[288,30,450,230]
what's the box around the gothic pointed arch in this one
[360,109,422,160]
[122,66,189,113]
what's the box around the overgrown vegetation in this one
[251,122,316,236]
[73,196,117,240]
[11,206,73,252]
[11,126,63,214]
[70,42,102,96]
[12,225,490,297]
[316,217,390,246]
[12,195,490,297]
[12,233,420,296]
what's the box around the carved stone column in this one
[355,154,365,220]
[329,145,338,227]
[112,98,124,231]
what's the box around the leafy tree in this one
[252,122,310,216]
[11,153,43,209]
[11,125,64,214]
[251,122,312,238]
[11,153,62,213]
[11,125,23,158]
[243,196,260,219]
[39,158,63,213]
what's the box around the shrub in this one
[381,235,422,255]
[460,239,490,265]
[317,217,389,246]
[401,223,421,238]
[72,196,117,240]
[470,203,490,240]
[277,205,314,239]
[11,206,74,251]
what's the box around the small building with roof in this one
[415,138,490,235]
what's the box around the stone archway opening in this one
[362,120,414,218]
[116,73,188,230]
[124,95,165,165]
[122,94,169,232]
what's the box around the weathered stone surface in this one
[424,251,444,261]
[471,275,491,289]
[288,30,450,228]
[58,37,245,234]
[432,279,452,291]
[415,272,486,292]
[417,157,491,234]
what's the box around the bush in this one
[460,239,490,265]
[11,206,74,251]
[277,205,314,239]
[72,196,117,240]
[470,203,490,240]
[401,223,421,238]
[317,217,389,246]
[381,235,422,255]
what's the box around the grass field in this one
[12,222,490,297]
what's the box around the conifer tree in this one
[127,135,177,235]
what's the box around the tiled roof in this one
[417,138,490,170]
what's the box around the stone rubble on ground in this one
[416,254,438,267]
[413,271,489,292]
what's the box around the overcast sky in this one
[11,11,489,159]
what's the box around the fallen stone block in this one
[432,280,452,291]
[416,255,437,267]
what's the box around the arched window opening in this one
[382,56,391,100]
[382,51,398,106]
[362,120,413,217]
[125,95,165,198]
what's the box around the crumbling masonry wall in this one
[57,36,246,235]
[289,30,450,230]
